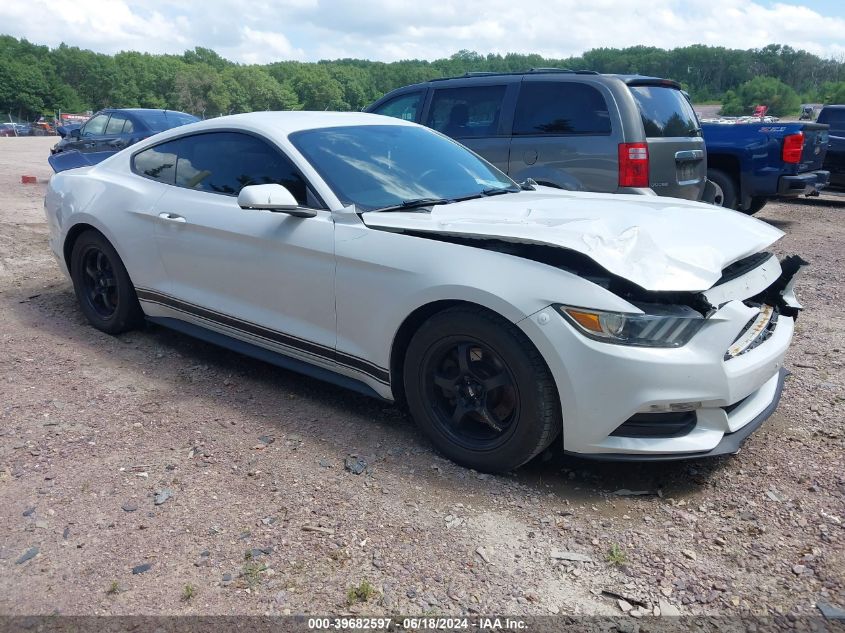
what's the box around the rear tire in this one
[403,306,560,472]
[707,168,738,210]
[70,230,144,335]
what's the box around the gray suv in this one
[366,69,708,201]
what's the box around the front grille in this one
[725,304,778,360]
[610,411,697,438]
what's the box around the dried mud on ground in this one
[0,137,842,618]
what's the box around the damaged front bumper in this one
[518,254,805,459]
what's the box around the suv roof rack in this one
[429,68,600,82]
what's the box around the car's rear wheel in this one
[403,306,560,472]
[70,230,143,334]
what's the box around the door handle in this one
[158,212,186,223]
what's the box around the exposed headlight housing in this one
[557,303,705,348]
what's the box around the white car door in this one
[144,131,337,363]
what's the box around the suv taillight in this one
[618,143,649,188]
[782,133,804,164]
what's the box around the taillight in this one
[782,133,804,164]
[618,143,649,188]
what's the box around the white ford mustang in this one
[45,111,804,471]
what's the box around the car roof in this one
[162,111,413,136]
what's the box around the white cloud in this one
[2,0,844,62]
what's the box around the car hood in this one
[361,189,784,291]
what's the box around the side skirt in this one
[147,316,389,401]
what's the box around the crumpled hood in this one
[362,189,784,291]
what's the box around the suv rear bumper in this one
[778,170,830,196]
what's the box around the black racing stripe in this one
[136,288,390,384]
[139,297,333,367]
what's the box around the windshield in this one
[289,125,517,211]
[629,85,701,138]
[136,111,199,132]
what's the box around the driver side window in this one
[82,114,109,137]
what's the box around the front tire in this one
[70,230,143,334]
[403,307,560,472]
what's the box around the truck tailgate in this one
[798,122,828,173]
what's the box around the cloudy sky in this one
[4,0,845,63]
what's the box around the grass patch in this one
[182,584,196,601]
[607,543,627,565]
[106,581,120,595]
[242,561,267,589]
[346,579,378,605]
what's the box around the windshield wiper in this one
[482,185,521,196]
[454,185,521,202]
[371,197,453,213]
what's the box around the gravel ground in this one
[0,137,842,619]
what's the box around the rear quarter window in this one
[132,141,179,185]
[513,82,611,136]
[629,86,700,138]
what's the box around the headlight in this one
[557,303,705,348]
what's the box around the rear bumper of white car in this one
[520,300,794,459]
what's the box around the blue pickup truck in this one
[702,121,830,214]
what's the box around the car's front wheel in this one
[70,230,144,334]
[404,307,561,472]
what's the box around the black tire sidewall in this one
[707,168,738,210]
[70,230,142,334]
[404,309,559,472]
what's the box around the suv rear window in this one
[629,85,700,138]
[513,82,611,136]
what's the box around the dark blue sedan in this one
[50,109,198,171]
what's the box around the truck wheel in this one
[744,197,768,215]
[707,169,738,210]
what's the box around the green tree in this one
[171,64,229,116]
[720,76,800,116]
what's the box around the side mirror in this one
[237,184,316,218]
[69,128,81,139]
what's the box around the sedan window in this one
[105,115,129,135]
[290,125,517,211]
[82,114,109,137]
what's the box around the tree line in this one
[2,35,845,121]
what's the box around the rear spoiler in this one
[48,150,115,173]
[623,77,682,90]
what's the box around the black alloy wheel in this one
[80,246,119,318]
[425,339,520,450]
[404,306,560,472]
[70,230,144,334]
